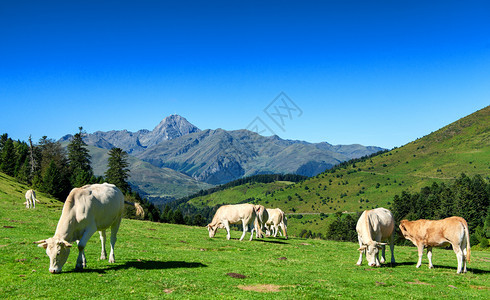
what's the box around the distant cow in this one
[264,208,288,239]
[207,204,263,241]
[25,189,39,208]
[35,183,144,273]
[254,205,269,238]
[399,217,471,274]
[356,207,395,267]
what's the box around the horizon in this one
[1,1,489,149]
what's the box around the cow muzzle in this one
[49,268,61,274]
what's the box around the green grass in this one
[1,173,489,299]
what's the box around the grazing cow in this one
[399,217,471,274]
[264,208,288,239]
[356,207,395,267]
[25,189,39,208]
[254,205,269,238]
[207,204,263,241]
[35,183,144,273]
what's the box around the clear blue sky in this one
[1,1,489,149]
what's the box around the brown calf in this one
[399,216,470,274]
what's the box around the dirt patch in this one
[227,272,246,279]
[470,285,490,290]
[278,257,287,260]
[300,243,311,246]
[406,279,432,286]
[238,284,283,292]
[163,289,173,294]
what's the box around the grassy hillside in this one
[184,106,489,215]
[0,172,489,298]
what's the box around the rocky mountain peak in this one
[152,114,200,137]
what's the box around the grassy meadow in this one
[1,174,489,299]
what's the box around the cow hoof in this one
[356,263,361,266]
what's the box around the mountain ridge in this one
[61,114,385,186]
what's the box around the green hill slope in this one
[0,172,489,298]
[182,106,489,223]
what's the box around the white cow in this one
[264,208,288,239]
[207,204,263,241]
[25,189,39,208]
[35,183,144,273]
[356,207,395,267]
[254,205,269,238]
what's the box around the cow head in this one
[399,220,413,242]
[358,241,387,267]
[35,238,72,274]
[207,224,217,238]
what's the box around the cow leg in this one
[462,243,468,273]
[380,245,386,264]
[453,244,463,274]
[99,230,107,260]
[281,223,288,239]
[416,244,424,268]
[427,247,433,269]
[222,220,231,240]
[108,218,122,263]
[273,224,279,237]
[390,234,395,265]
[356,237,363,266]
[76,225,97,270]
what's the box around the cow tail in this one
[463,219,471,263]
[124,201,145,218]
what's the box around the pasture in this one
[1,184,489,298]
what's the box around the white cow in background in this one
[25,189,39,208]
[207,204,265,241]
[264,208,288,239]
[356,207,395,267]
[35,183,144,273]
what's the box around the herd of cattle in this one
[28,183,471,274]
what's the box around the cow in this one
[399,217,471,274]
[25,189,39,208]
[35,183,144,273]
[356,207,395,267]
[264,208,288,239]
[254,205,269,238]
[207,204,264,241]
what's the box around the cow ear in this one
[358,245,367,252]
[34,239,48,249]
[62,240,72,248]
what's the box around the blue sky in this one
[1,1,488,149]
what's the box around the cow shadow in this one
[431,264,490,274]
[254,239,289,245]
[67,260,207,274]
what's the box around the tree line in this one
[303,173,489,247]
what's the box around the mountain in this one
[60,114,200,154]
[135,129,385,185]
[181,106,490,213]
[65,114,384,186]
[86,145,212,203]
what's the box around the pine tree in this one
[67,127,93,187]
[105,147,130,194]
[0,138,17,176]
[36,136,71,199]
